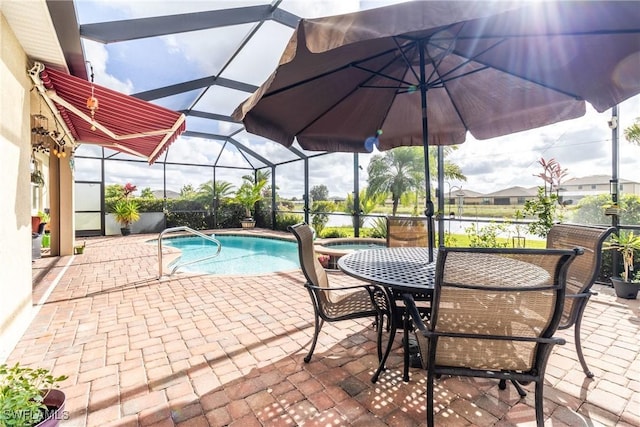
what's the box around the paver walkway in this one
[14,231,640,426]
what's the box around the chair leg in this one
[304,316,323,363]
[403,311,411,382]
[427,368,435,427]
[574,304,594,378]
[498,379,527,397]
[534,379,544,427]
[372,315,396,383]
[376,313,384,362]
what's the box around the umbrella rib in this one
[352,64,414,88]
[392,37,421,83]
[264,45,407,99]
[443,37,583,100]
[294,49,409,137]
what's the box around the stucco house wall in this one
[0,13,34,361]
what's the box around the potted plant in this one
[112,199,140,235]
[234,178,267,228]
[605,230,640,299]
[0,363,68,427]
[30,170,45,187]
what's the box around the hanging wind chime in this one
[86,61,98,131]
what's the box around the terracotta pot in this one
[36,389,66,427]
[610,277,640,299]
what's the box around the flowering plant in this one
[318,254,330,268]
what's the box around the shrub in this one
[369,217,387,239]
[321,229,346,238]
[275,213,303,231]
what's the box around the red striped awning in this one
[37,66,185,164]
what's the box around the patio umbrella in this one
[233,1,640,258]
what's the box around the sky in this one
[72,0,640,199]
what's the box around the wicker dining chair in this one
[402,246,581,427]
[289,223,389,363]
[386,216,433,381]
[546,223,615,377]
[386,216,430,247]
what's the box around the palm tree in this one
[242,169,271,184]
[624,117,640,145]
[235,178,268,219]
[368,147,422,215]
[243,169,276,198]
[197,180,235,209]
[367,146,466,216]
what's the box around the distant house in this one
[483,186,538,205]
[444,189,485,206]
[558,175,640,204]
[152,190,181,199]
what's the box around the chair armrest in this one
[305,283,380,292]
[401,293,429,334]
[566,292,595,300]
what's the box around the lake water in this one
[323,213,539,240]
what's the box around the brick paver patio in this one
[14,231,640,426]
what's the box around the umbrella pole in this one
[419,40,435,262]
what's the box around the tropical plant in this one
[605,230,640,282]
[623,117,640,145]
[122,183,137,198]
[369,217,387,239]
[113,199,140,228]
[464,221,510,248]
[37,210,50,224]
[243,169,274,198]
[311,200,335,235]
[344,189,385,227]
[242,169,271,185]
[139,187,155,198]
[523,158,567,238]
[367,147,424,215]
[30,170,45,186]
[0,363,67,427]
[180,184,197,199]
[367,146,466,216]
[235,178,267,219]
[105,184,125,199]
[196,180,235,210]
[275,212,303,232]
[570,193,640,226]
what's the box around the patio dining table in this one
[338,247,437,382]
[337,246,554,383]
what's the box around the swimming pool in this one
[163,235,300,275]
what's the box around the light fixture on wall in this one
[86,61,98,131]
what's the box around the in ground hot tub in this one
[314,237,386,269]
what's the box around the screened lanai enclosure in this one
[56,1,639,240]
[69,1,393,237]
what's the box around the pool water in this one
[163,235,299,275]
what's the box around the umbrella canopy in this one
[233,0,640,255]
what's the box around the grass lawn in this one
[321,226,546,248]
